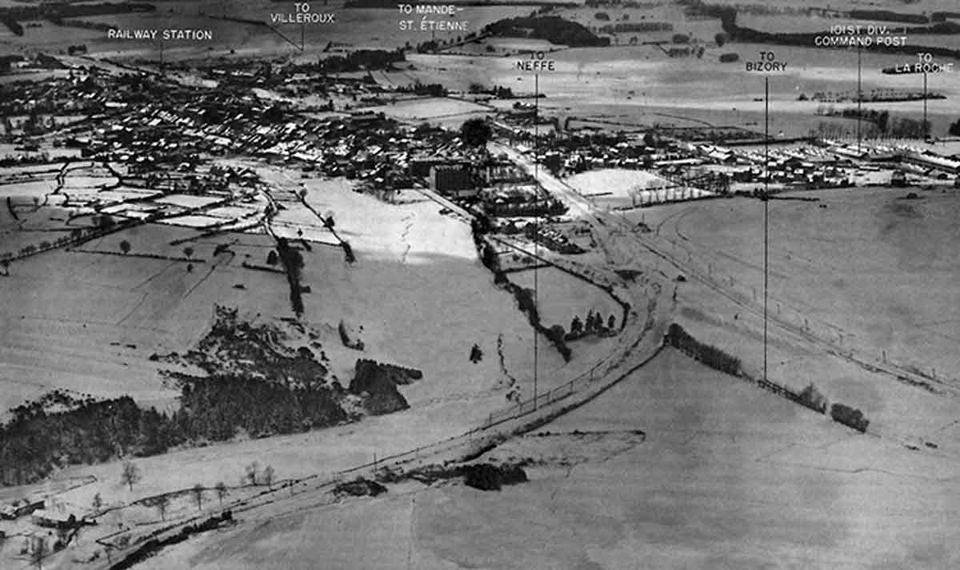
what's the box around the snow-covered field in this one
[155,194,224,209]
[0,168,625,569]
[0,179,56,200]
[368,97,492,121]
[632,187,960,390]
[157,214,228,228]
[292,175,580,401]
[506,266,623,333]
[134,348,960,569]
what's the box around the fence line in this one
[634,225,946,391]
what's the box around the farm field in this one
[408,36,960,136]
[289,174,597,400]
[506,266,623,332]
[0,161,641,566]
[2,0,958,566]
[366,97,494,122]
[0,167,606,422]
[136,348,960,569]
[630,187,960,388]
[41,1,536,61]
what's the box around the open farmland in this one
[506,266,623,332]
[367,97,494,122]
[135,348,960,569]
[1,0,959,566]
[629,187,960,389]
[0,167,597,421]
[40,1,537,61]
[407,34,960,136]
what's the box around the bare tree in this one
[154,494,171,521]
[191,484,204,511]
[30,536,47,570]
[215,481,228,506]
[120,460,141,491]
[245,462,259,486]
[119,240,131,255]
[262,465,275,489]
[55,527,70,550]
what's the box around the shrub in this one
[462,463,527,491]
[797,383,828,413]
[830,403,869,433]
[334,478,387,497]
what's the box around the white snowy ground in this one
[1,170,637,569]
[133,348,960,570]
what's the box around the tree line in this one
[274,237,305,317]
[315,49,405,74]
[664,322,871,433]
[0,376,350,487]
[484,15,611,47]
[664,323,742,376]
[701,3,960,61]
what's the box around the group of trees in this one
[1,15,23,36]
[117,241,194,261]
[815,106,892,134]
[243,461,276,488]
[0,375,348,486]
[665,323,742,376]
[396,81,447,97]
[472,214,574,362]
[484,16,610,47]
[568,311,617,340]
[460,118,492,147]
[467,83,515,99]
[4,214,123,264]
[469,344,483,363]
[830,403,869,433]
[711,4,960,61]
[0,396,157,486]
[949,118,960,137]
[180,375,348,440]
[795,383,869,432]
[349,359,422,415]
[275,237,306,316]
[812,115,931,140]
[797,383,828,413]
[595,21,671,34]
[499,283,571,361]
[813,105,936,139]
[316,49,405,74]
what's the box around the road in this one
[85,148,669,570]
[495,140,953,400]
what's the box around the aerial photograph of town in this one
[1,0,959,567]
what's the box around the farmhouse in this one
[32,509,79,529]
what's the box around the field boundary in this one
[98,272,666,570]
